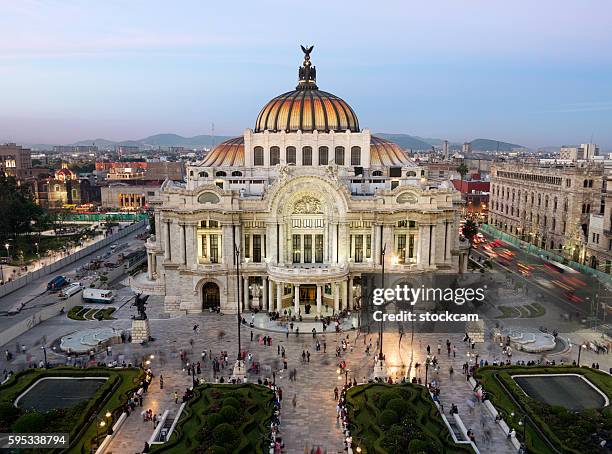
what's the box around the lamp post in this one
[511,412,526,444]
[232,242,245,381]
[577,342,586,366]
[372,243,388,380]
[41,345,47,369]
[105,411,113,435]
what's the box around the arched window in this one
[198,171,208,178]
[318,146,328,165]
[584,179,588,188]
[286,146,296,165]
[231,171,242,177]
[253,146,264,166]
[270,146,280,166]
[350,146,361,166]
[406,171,417,177]
[334,146,345,165]
[215,171,226,177]
[302,146,312,165]
[372,170,383,177]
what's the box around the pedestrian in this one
[160,375,164,389]
[307,351,310,363]
[292,393,297,409]
[174,391,178,404]
[334,387,339,400]
[250,330,253,341]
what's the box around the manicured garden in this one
[474,365,612,453]
[67,305,116,321]
[154,384,275,454]
[0,366,143,453]
[344,383,474,453]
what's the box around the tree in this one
[0,175,47,239]
[462,219,478,243]
[456,163,469,181]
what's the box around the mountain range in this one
[23,132,524,152]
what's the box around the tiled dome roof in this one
[200,137,244,167]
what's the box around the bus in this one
[82,288,115,304]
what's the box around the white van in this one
[61,282,83,298]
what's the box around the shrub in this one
[206,413,225,429]
[377,409,399,429]
[12,411,47,432]
[408,438,442,453]
[218,406,239,424]
[381,424,406,453]
[212,423,239,447]
[222,397,241,410]
[378,390,400,409]
[386,398,413,418]
[207,446,227,454]
[0,403,21,430]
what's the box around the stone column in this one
[278,223,285,265]
[186,223,197,267]
[316,284,322,317]
[348,276,354,310]
[243,276,249,311]
[294,284,300,316]
[428,223,436,267]
[372,223,379,265]
[262,277,268,311]
[276,281,283,313]
[382,224,394,268]
[341,279,347,311]
[221,224,233,266]
[163,221,171,261]
[416,223,427,269]
[268,278,274,311]
[179,223,186,265]
[330,222,338,263]
[333,282,340,314]
[266,223,276,263]
[338,222,349,264]
[147,253,153,280]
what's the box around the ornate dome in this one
[254,47,359,133]
[201,137,244,167]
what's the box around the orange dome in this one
[254,46,359,133]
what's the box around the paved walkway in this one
[2,291,611,453]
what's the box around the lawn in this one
[153,384,275,454]
[474,365,612,454]
[67,306,116,321]
[344,383,474,454]
[0,366,143,453]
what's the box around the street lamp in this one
[511,412,526,443]
[105,411,113,434]
[34,242,39,258]
[577,342,587,366]
[41,345,47,369]
[378,243,386,361]
[232,242,245,381]
[4,243,9,262]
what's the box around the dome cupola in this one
[254,46,360,133]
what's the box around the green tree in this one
[462,219,479,243]
[456,163,469,181]
[0,175,47,239]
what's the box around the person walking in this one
[174,391,178,404]
[334,387,339,400]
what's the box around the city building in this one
[100,184,159,209]
[489,161,604,262]
[31,163,98,208]
[0,143,33,179]
[133,49,469,314]
[452,173,490,221]
[462,142,472,154]
[443,140,449,160]
[560,143,599,161]
[586,175,612,273]
[53,145,98,154]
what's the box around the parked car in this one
[60,282,83,298]
[47,275,68,291]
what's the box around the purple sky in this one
[1,1,611,148]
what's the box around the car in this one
[60,282,82,298]
[47,275,68,291]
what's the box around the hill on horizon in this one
[71,133,234,149]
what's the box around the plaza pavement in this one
[1,269,612,453]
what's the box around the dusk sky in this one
[1,0,611,149]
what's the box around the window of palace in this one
[199,171,208,177]
[318,146,328,165]
[394,220,417,264]
[292,233,324,264]
[335,146,345,165]
[286,146,296,165]
[216,171,226,177]
[372,170,383,177]
[243,233,265,262]
[254,146,264,166]
[270,146,280,165]
[389,167,401,178]
[351,146,361,166]
[302,146,312,165]
[232,171,243,177]
[197,220,221,264]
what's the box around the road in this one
[474,232,611,330]
[0,227,146,335]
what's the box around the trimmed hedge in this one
[474,365,612,454]
[345,383,474,454]
[0,367,143,454]
[153,384,275,453]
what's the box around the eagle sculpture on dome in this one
[299,45,316,85]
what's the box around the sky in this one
[0,0,611,149]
